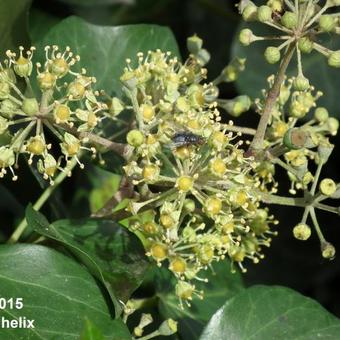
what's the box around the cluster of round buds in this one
[122,42,277,307]
[254,76,338,194]
[0,46,111,183]
[238,0,340,82]
[252,74,339,260]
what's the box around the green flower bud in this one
[61,133,81,156]
[281,11,298,29]
[319,178,337,196]
[298,37,314,54]
[67,81,85,100]
[0,82,11,100]
[293,223,311,241]
[0,147,15,169]
[239,28,256,46]
[218,95,251,117]
[22,98,39,116]
[314,107,329,122]
[37,71,57,90]
[50,58,69,77]
[317,141,334,164]
[38,153,58,178]
[220,58,246,82]
[242,3,258,22]
[319,15,336,32]
[279,84,291,105]
[264,46,281,64]
[327,117,339,135]
[196,48,210,66]
[120,71,137,90]
[176,281,195,300]
[0,99,19,119]
[54,104,71,123]
[26,136,46,155]
[197,244,214,264]
[0,68,16,83]
[127,129,144,147]
[321,241,336,260]
[14,56,33,77]
[267,0,283,12]
[109,97,124,116]
[183,198,195,213]
[257,5,272,22]
[182,226,196,243]
[289,92,315,119]
[0,117,9,134]
[187,35,203,54]
[328,51,340,68]
[302,171,314,186]
[293,75,310,91]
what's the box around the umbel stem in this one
[7,157,78,244]
[248,43,296,155]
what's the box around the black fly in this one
[171,131,205,148]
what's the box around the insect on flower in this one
[171,131,205,149]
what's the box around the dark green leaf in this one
[200,285,340,340]
[232,21,340,115]
[0,244,131,340]
[80,318,105,340]
[88,167,121,213]
[58,0,134,6]
[158,261,244,339]
[0,0,31,58]
[34,16,180,96]
[29,9,60,43]
[26,206,150,314]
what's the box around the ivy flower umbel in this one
[121,44,277,307]
[252,75,339,195]
[249,73,339,261]
[0,45,111,183]
[238,0,340,85]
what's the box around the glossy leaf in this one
[0,244,130,340]
[34,16,180,96]
[232,21,340,115]
[0,0,31,58]
[200,285,340,340]
[58,0,135,6]
[26,206,150,315]
[80,318,105,340]
[29,9,60,42]
[88,167,121,213]
[158,261,244,339]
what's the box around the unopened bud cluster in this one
[238,0,340,77]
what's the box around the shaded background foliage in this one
[1,0,340,325]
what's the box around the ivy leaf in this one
[80,318,105,340]
[200,285,340,340]
[29,9,60,42]
[57,0,135,6]
[158,261,244,339]
[34,16,180,96]
[88,167,121,213]
[0,0,32,58]
[0,244,131,340]
[26,206,150,316]
[232,21,340,115]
